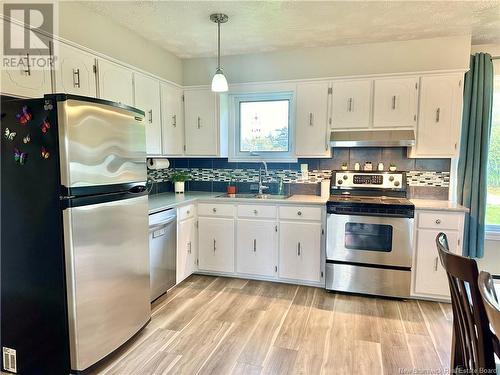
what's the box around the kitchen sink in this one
[216,193,290,199]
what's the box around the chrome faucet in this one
[258,161,269,195]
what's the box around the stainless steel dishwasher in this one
[149,208,177,302]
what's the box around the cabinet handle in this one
[309,112,313,126]
[213,239,216,252]
[148,110,153,124]
[347,98,353,112]
[187,210,190,215]
[172,114,177,127]
[197,116,201,129]
[253,209,258,215]
[24,53,31,76]
[73,68,80,88]
[253,239,257,252]
[297,211,302,216]
[297,242,301,256]
[435,219,441,224]
[392,95,396,110]
[212,207,217,213]
[435,108,440,122]
[434,257,439,271]
[188,241,192,254]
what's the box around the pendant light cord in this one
[217,20,221,69]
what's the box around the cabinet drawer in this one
[178,204,196,221]
[198,203,234,217]
[418,212,462,231]
[237,205,277,219]
[279,206,322,221]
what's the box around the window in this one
[229,92,295,161]
[486,59,500,234]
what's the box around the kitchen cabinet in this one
[295,81,331,157]
[161,82,184,156]
[55,43,97,97]
[412,210,465,300]
[177,216,197,284]
[184,89,218,156]
[408,74,463,158]
[134,73,162,155]
[198,217,234,273]
[236,219,277,277]
[0,22,52,98]
[331,79,372,129]
[97,59,134,107]
[373,77,418,128]
[279,221,322,282]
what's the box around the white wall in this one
[58,2,183,84]
[183,35,471,85]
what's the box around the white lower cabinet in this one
[236,219,277,277]
[412,210,465,300]
[198,217,235,273]
[177,216,197,284]
[279,221,322,282]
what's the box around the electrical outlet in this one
[3,347,17,373]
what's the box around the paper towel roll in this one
[321,179,330,199]
[147,158,170,170]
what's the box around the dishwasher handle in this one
[149,216,176,232]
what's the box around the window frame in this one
[228,91,296,162]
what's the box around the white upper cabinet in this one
[331,79,372,129]
[295,81,331,157]
[184,89,218,156]
[409,74,463,158]
[161,83,184,156]
[134,73,162,155]
[55,43,97,97]
[97,59,134,107]
[373,77,418,128]
[0,22,51,98]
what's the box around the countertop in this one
[148,192,328,214]
[410,199,469,213]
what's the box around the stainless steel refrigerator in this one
[1,94,151,374]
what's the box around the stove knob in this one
[343,175,348,180]
[389,176,394,182]
[394,180,400,187]
[337,179,343,185]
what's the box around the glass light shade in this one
[211,69,228,92]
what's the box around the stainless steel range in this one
[325,170,414,298]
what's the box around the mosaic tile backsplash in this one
[147,147,451,199]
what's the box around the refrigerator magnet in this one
[16,105,32,125]
[40,118,51,134]
[23,134,31,144]
[4,128,16,141]
[13,148,27,165]
[41,146,50,159]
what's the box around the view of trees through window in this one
[486,65,500,228]
[239,100,290,152]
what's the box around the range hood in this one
[330,130,415,147]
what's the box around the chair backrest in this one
[435,232,495,371]
[478,271,500,337]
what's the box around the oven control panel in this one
[333,171,404,189]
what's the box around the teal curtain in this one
[457,53,494,258]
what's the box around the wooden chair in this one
[435,232,496,372]
[478,271,500,358]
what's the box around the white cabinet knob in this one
[435,219,441,224]
[297,211,302,216]
[253,209,258,215]
[212,208,217,213]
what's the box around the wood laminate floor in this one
[91,275,452,375]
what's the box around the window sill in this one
[485,231,500,241]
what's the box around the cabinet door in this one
[198,217,234,273]
[279,221,321,282]
[161,83,184,155]
[295,82,331,157]
[414,229,460,298]
[236,219,276,277]
[134,73,162,155]
[0,23,51,98]
[373,77,418,128]
[331,80,372,129]
[177,217,197,283]
[97,59,134,107]
[55,43,97,97]
[411,74,463,157]
[184,89,218,156]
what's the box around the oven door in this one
[326,213,413,268]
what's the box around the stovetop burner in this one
[328,195,413,206]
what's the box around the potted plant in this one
[227,173,237,196]
[170,171,190,194]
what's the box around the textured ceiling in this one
[80,1,500,58]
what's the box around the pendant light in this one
[210,13,229,92]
